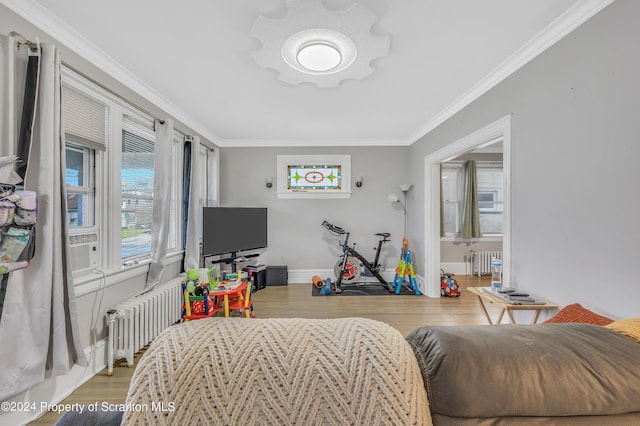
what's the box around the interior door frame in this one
[423,115,511,297]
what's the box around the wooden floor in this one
[31,275,491,425]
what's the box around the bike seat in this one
[375,232,391,239]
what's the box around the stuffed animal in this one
[185,268,200,295]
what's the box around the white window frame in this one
[441,163,464,236]
[476,163,504,236]
[119,113,156,263]
[440,161,504,240]
[62,67,185,292]
[65,143,95,228]
[167,130,184,254]
[62,71,108,277]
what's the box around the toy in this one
[440,270,461,297]
[208,266,220,288]
[393,238,420,295]
[320,278,333,295]
[191,295,214,315]
[312,275,325,289]
[185,268,200,294]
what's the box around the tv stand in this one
[205,252,260,273]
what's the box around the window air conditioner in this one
[69,232,99,273]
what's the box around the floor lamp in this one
[388,184,412,239]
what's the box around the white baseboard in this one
[1,339,107,425]
[287,268,397,285]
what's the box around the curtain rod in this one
[9,31,165,126]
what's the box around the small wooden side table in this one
[467,287,558,325]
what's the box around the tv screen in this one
[202,207,268,257]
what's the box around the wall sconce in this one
[355,176,363,188]
[265,177,273,189]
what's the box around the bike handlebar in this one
[322,220,346,235]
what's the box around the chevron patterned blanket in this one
[122,317,431,425]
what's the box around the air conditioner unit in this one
[69,232,99,274]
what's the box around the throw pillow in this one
[543,303,613,325]
[605,318,640,343]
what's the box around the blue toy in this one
[321,278,333,295]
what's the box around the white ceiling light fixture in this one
[251,0,390,88]
[296,43,341,72]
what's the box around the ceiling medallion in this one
[250,0,390,88]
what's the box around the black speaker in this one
[266,265,288,286]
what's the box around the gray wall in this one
[409,0,640,318]
[220,146,409,274]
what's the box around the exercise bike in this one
[322,221,393,292]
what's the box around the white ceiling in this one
[3,0,613,147]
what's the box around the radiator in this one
[471,251,502,276]
[105,278,183,376]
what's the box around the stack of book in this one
[483,287,547,305]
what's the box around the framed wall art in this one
[276,154,351,199]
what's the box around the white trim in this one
[73,252,183,297]
[1,0,613,148]
[286,268,397,284]
[0,0,220,145]
[0,339,107,425]
[216,138,408,147]
[408,0,615,145]
[424,115,512,298]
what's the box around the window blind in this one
[62,85,107,151]
[121,115,155,259]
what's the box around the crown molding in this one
[1,0,221,145]
[2,0,614,148]
[407,0,616,145]
[215,137,409,148]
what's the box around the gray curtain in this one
[0,43,87,400]
[461,160,482,239]
[184,136,201,271]
[145,118,173,289]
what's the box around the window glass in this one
[121,120,155,259]
[442,163,503,237]
[65,144,94,228]
[477,168,503,234]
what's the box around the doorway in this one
[423,115,511,298]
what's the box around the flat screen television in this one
[202,207,268,257]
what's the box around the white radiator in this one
[105,278,183,376]
[471,251,502,276]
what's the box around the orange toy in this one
[312,275,325,289]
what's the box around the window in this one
[442,162,503,237]
[477,167,503,234]
[62,67,187,284]
[62,82,106,275]
[441,165,463,234]
[65,144,94,228]
[121,115,155,260]
[276,154,351,199]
